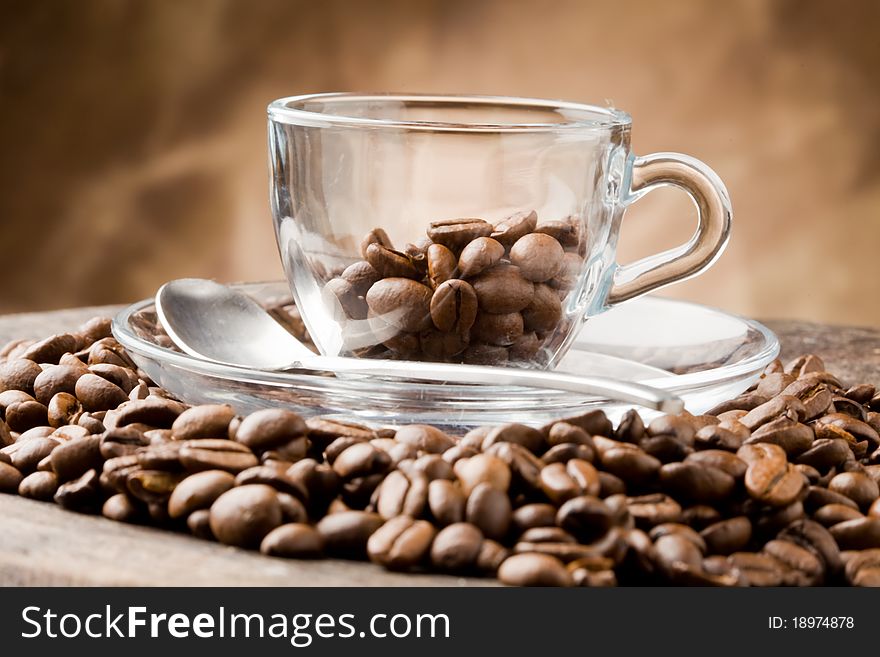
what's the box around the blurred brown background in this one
[1,0,878,325]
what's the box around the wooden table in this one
[1,305,878,586]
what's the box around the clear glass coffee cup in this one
[268,93,731,369]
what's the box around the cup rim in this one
[267,92,632,132]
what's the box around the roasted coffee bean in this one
[422,243,457,290]
[430,522,484,572]
[471,264,534,314]
[470,311,523,346]
[844,549,880,586]
[694,424,746,451]
[427,218,493,251]
[168,470,236,518]
[815,414,879,448]
[427,279,478,336]
[0,461,24,492]
[3,436,58,473]
[476,539,510,575]
[98,426,148,459]
[316,510,383,558]
[509,233,564,282]
[654,533,704,576]
[872,497,880,518]
[511,503,557,534]
[556,495,614,544]
[614,410,645,443]
[659,462,735,505]
[547,421,595,449]
[626,494,682,529]
[0,359,43,395]
[681,505,723,530]
[374,469,428,519]
[332,442,390,479]
[805,485,859,513]
[260,523,324,558]
[32,365,82,406]
[47,392,82,428]
[77,412,105,434]
[521,527,577,544]
[5,400,49,432]
[685,450,747,479]
[458,236,504,278]
[827,472,879,511]
[367,516,436,570]
[498,553,572,587]
[341,261,381,297]
[814,504,864,527]
[738,443,805,507]
[54,468,100,510]
[410,454,455,481]
[360,227,394,258]
[796,438,851,471]
[700,516,752,555]
[829,518,880,550]
[539,459,600,504]
[454,453,511,495]
[126,470,184,504]
[19,334,78,364]
[491,210,537,249]
[777,519,842,575]
[18,470,59,500]
[395,424,455,454]
[763,539,824,586]
[466,482,511,541]
[707,392,770,416]
[598,471,627,497]
[102,493,141,523]
[756,373,796,398]
[185,509,214,539]
[728,552,786,587]
[366,278,434,333]
[88,363,139,395]
[521,284,562,333]
[179,439,258,473]
[640,435,693,463]
[542,443,595,465]
[50,435,102,482]
[647,415,696,446]
[113,397,185,429]
[274,491,307,523]
[745,417,814,456]
[741,395,806,430]
[209,484,283,548]
[136,442,183,470]
[171,404,236,440]
[365,243,422,280]
[0,419,12,448]
[483,423,545,454]
[599,444,661,486]
[74,373,128,412]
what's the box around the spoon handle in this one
[295,356,683,413]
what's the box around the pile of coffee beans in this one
[322,212,584,365]
[2,319,880,586]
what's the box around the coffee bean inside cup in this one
[324,212,582,365]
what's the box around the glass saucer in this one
[112,282,779,429]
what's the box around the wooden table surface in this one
[1,304,878,586]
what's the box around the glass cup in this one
[268,93,731,369]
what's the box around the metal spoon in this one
[156,278,684,412]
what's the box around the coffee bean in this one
[476,539,510,575]
[375,469,428,519]
[427,218,493,251]
[3,436,58,473]
[316,510,383,558]
[179,439,258,474]
[172,404,235,440]
[815,413,879,448]
[599,444,661,486]
[410,454,455,481]
[75,374,128,412]
[471,264,534,314]
[427,278,478,336]
[77,412,105,434]
[740,395,806,430]
[827,472,879,511]
[18,470,59,500]
[764,539,824,585]
[260,523,324,558]
[466,482,511,541]
[685,450,747,479]
[539,459,600,504]
[102,493,141,523]
[168,470,236,518]
[5,400,49,432]
[556,495,614,543]
[814,504,863,527]
[738,443,805,507]
[454,453,511,495]
[332,442,390,479]
[520,283,562,333]
[430,522,484,572]
[700,516,752,555]
[829,517,880,549]
[659,462,735,505]
[47,392,82,428]
[99,426,148,459]
[113,397,185,429]
[498,553,572,587]
[512,503,557,535]
[50,435,102,482]
[126,470,184,504]
[366,278,433,333]
[482,423,544,455]
[458,237,504,278]
[796,438,851,471]
[727,552,785,587]
[0,359,43,395]
[778,519,842,574]
[745,417,814,456]
[626,494,683,529]
[491,210,538,249]
[341,261,381,297]
[0,461,23,492]
[470,311,523,346]
[32,365,82,406]
[395,424,455,454]
[54,468,100,511]
[367,516,436,570]
[364,243,421,281]
[209,484,282,548]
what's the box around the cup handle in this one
[606,152,732,305]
